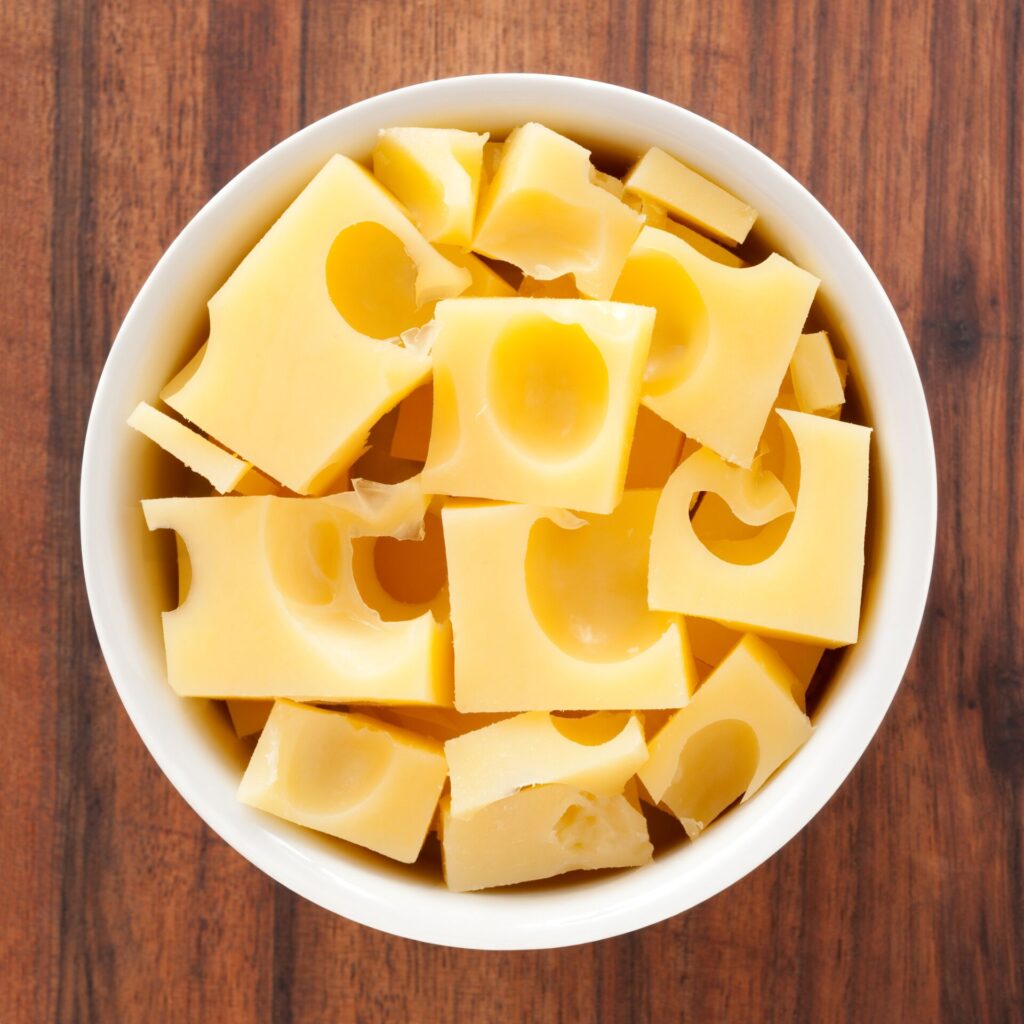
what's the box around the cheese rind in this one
[638,635,812,837]
[444,492,696,711]
[649,411,871,646]
[239,701,447,863]
[163,155,470,494]
[623,147,757,246]
[445,711,648,819]
[422,297,654,513]
[440,784,652,891]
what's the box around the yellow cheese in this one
[127,401,251,493]
[440,783,652,891]
[625,405,684,488]
[232,466,286,496]
[422,298,654,513]
[390,383,433,462]
[443,491,696,711]
[239,701,447,863]
[613,226,818,467]
[789,331,847,415]
[357,705,510,743]
[436,246,517,298]
[445,711,648,819]
[623,147,757,246]
[480,140,504,188]
[373,127,489,246]
[638,635,812,837]
[141,478,453,701]
[472,123,644,299]
[639,201,746,267]
[649,410,871,646]
[517,274,581,298]
[163,155,470,494]
[226,699,273,738]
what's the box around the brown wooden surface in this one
[2,1,1021,1021]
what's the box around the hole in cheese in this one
[265,504,346,607]
[549,712,631,746]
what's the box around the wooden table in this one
[3,1,1021,1020]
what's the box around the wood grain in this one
[1,0,1020,1021]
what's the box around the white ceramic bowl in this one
[81,73,936,949]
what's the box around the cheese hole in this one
[266,505,343,606]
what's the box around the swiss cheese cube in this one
[163,155,470,494]
[638,201,746,267]
[443,491,696,711]
[789,331,847,415]
[142,478,452,702]
[239,701,447,863]
[422,298,654,513]
[472,123,644,299]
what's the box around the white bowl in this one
[81,73,936,950]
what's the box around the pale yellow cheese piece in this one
[373,127,489,246]
[480,140,504,188]
[436,246,517,297]
[638,635,812,837]
[239,701,447,863]
[127,401,251,494]
[440,783,652,891]
[623,147,757,246]
[614,226,818,467]
[445,711,648,820]
[163,155,470,494]
[639,201,746,267]
[422,298,654,514]
[789,331,846,415]
[443,491,696,711]
[625,405,684,489]
[649,410,871,646]
[472,123,644,299]
[226,699,273,738]
[141,478,453,701]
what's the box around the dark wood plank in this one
[1,0,1021,1021]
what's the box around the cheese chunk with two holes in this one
[142,478,452,702]
[473,123,644,299]
[440,784,652,891]
[789,331,847,415]
[373,127,489,246]
[638,635,812,837]
[239,702,447,863]
[422,298,654,513]
[623,147,757,246]
[163,155,470,494]
[650,410,871,646]
[445,712,648,819]
[127,402,251,493]
[444,492,696,711]
[613,226,819,467]
[226,699,274,738]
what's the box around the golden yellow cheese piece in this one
[613,226,819,467]
[639,201,746,267]
[472,123,644,299]
[390,383,433,462]
[650,410,871,646]
[440,783,652,891]
[163,155,470,495]
[436,246,517,298]
[239,701,447,863]
[226,699,273,738]
[789,331,847,415]
[625,406,684,489]
[445,711,648,819]
[443,491,696,711]
[373,127,489,246]
[638,635,812,837]
[127,401,251,494]
[517,274,581,298]
[357,705,510,743]
[623,147,757,246]
[141,478,453,702]
[422,297,654,513]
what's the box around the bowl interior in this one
[81,74,935,949]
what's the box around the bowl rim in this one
[81,71,937,949]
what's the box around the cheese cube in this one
[239,701,447,863]
[625,406,684,488]
[638,635,812,837]
[443,491,696,711]
[141,478,452,702]
[127,402,250,493]
[472,123,644,299]
[613,226,818,467]
[623,147,757,246]
[373,127,489,246]
[163,155,470,494]
[226,699,273,738]
[440,784,652,891]
[436,246,517,297]
[650,411,871,646]
[445,711,648,819]
[422,298,654,514]
[789,331,847,415]
[639,201,746,267]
